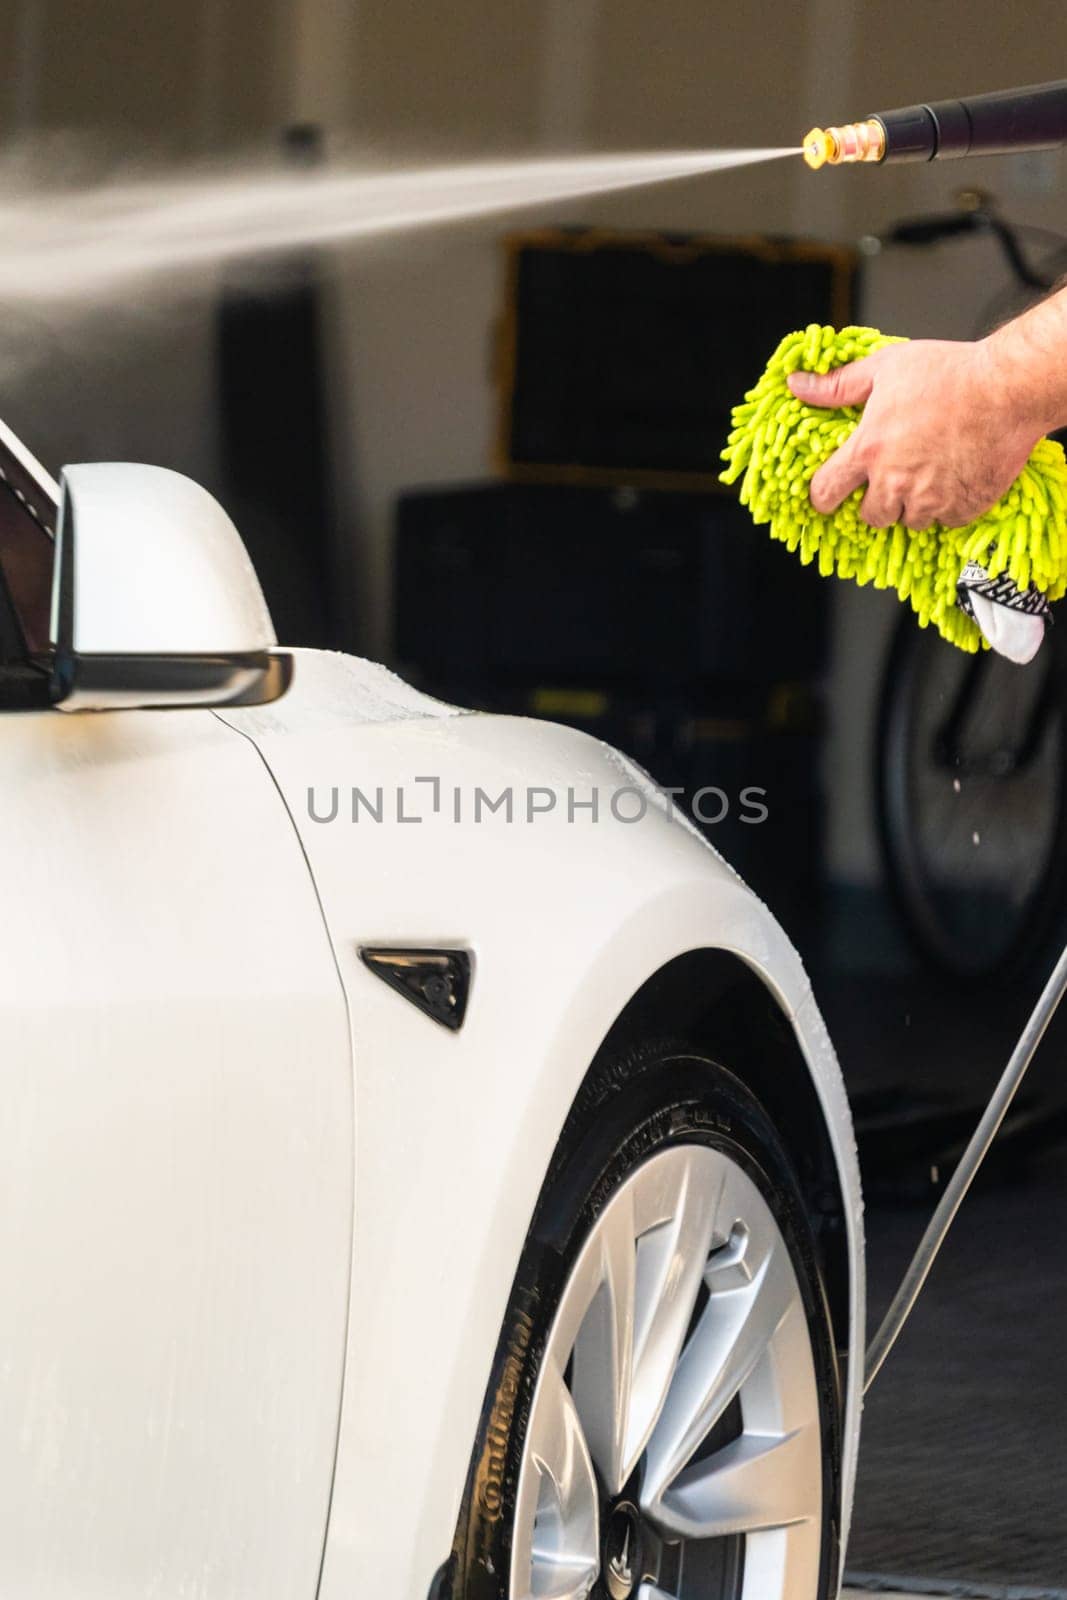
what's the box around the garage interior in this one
[2,3,1066,1595]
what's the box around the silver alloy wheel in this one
[509,1144,823,1600]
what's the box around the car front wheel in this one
[448,1043,842,1600]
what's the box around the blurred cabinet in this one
[395,481,828,946]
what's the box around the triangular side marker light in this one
[359,947,472,1031]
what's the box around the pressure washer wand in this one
[804,77,1067,170]
[864,937,1067,1391]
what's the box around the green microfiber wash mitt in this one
[719,323,1067,654]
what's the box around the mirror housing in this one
[49,464,292,711]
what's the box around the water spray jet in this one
[0,146,797,306]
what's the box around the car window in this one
[0,420,57,663]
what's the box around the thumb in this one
[788,354,878,409]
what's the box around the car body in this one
[0,431,862,1599]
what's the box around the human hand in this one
[786,338,1043,530]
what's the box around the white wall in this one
[0,0,291,513]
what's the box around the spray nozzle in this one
[802,120,886,169]
[805,80,1067,171]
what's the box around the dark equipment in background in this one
[884,198,1052,290]
[216,124,340,649]
[497,230,854,489]
[396,482,827,942]
[395,231,856,949]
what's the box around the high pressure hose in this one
[864,939,1067,1390]
[804,78,1067,170]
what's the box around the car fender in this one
[220,650,863,1600]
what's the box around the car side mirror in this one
[49,463,292,711]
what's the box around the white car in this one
[0,423,862,1600]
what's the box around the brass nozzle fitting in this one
[803,119,886,169]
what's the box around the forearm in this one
[981,282,1067,438]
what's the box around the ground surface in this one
[821,972,1067,1595]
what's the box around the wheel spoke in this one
[510,1356,600,1600]
[570,1147,719,1495]
[640,1196,794,1515]
[622,1148,721,1484]
[742,1522,824,1598]
[570,1180,636,1495]
[645,1424,821,1540]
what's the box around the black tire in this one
[445,1041,843,1600]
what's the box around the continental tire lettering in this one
[477,1312,533,1521]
